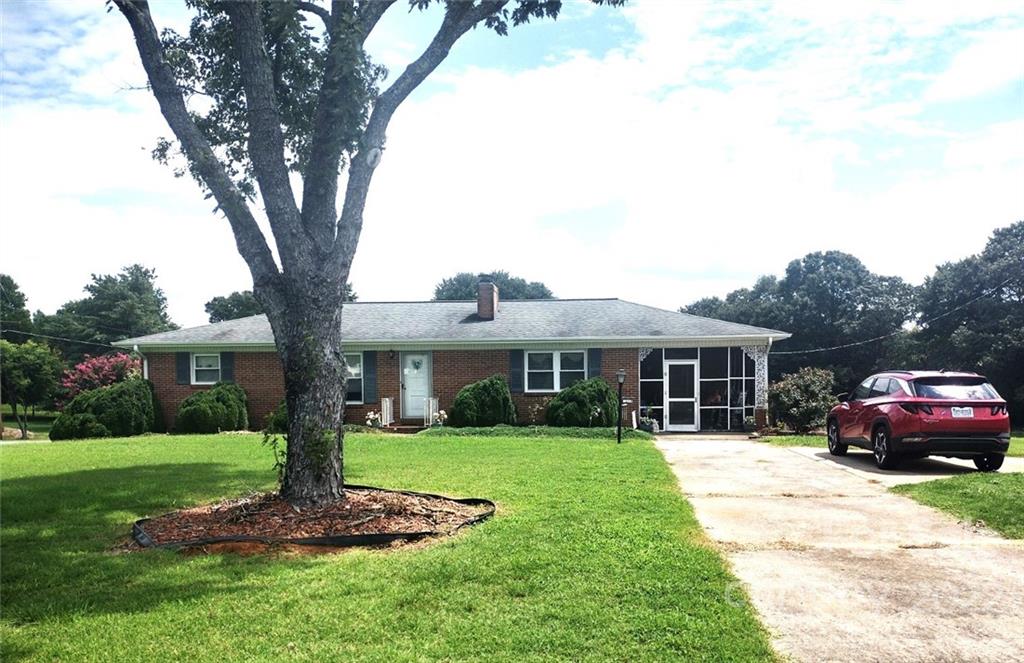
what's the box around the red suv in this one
[826,371,1010,471]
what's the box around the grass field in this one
[0,433,774,662]
[760,431,1024,457]
[893,473,1024,539]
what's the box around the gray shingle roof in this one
[115,299,790,348]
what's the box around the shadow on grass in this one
[0,462,315,628]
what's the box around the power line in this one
[772,277,1016,356]
[2,329,124,351]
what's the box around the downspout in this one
[133,344,148,380]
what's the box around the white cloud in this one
[1,0,1022,329]
[926,28,1024,101]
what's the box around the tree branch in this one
[356,0,395,40]
[299,0,395,248]
[223,1,308,271]
[295,0,332,30]
[113,0,282,300]
[331,1,508,265]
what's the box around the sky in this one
[1,0,1022,329]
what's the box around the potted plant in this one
[638,407,660,433]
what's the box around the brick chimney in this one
[477,277,499,320]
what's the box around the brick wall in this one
[148,352,285,431]
[148,347,639,430]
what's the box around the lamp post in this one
[615,368,626,444]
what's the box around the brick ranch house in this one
[115,282,790,433]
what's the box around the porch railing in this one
[423,397,439,427]
[380,397,394,427]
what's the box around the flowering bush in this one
[365,410,382,428]
[431,409,448,427]
[59,353,141,408]
[768,367,837,433]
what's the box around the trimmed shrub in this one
[50,413,111,441]
[768,367,837,433]
[546,378,619,427]
[145,379,165,433]
[418,424,652,440]
[265,399,288,434]
[173,382,248,434]
[175,381,248,432]
[175,400,227,434]
[210,382,248,430]
[448,375,516,427]
[53,378,154,439]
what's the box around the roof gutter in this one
[117,332,792,353]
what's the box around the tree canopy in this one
[913,220,1023,417]
[33,265,176,363]
[683,251,916,386]
[433,271,554,301]
[0,274,33,343]
[682,221,1024,419]
[206,283,356,322]
[0,340,62,438]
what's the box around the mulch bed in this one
[129,487,494,555]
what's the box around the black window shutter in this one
[220,352,235,383]
[362,351,378,403]
[509,350,524,393]
[587,348,602,379]
[175,352,190,384]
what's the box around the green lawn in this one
[893,473,1024,539]
[760,430,1024,457]
[0,433,774,662]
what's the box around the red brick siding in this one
[148,348,640,429]
[147,352,284,431]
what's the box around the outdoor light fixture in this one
[615,369,626,444]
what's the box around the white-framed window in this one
[344,352,363,404]
[192,353,221,385]
[526,350,587,392]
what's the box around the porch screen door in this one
[664,361,698,432]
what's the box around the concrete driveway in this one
[656,438,1024,663]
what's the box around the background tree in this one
[0,274,33,343]
[683,251,916,387]
[433,271,554,301]
[205,291,263,323]
[33,265,176,363]
[914,221,1023,419]
[206,283,356,322]
[115,0,622,505]
[0,340,62,438]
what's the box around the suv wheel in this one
[872,426,899,470]
[827,421,847,456]
[973,453,1004,472]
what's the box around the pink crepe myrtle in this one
[58,353,141,407]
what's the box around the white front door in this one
[664,360,699,432]
[401,352,432,420]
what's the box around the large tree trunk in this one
[270,289,348,505]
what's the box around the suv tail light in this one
[991,404,1007,415]
[899,403,933,415]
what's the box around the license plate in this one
[951,407,974,418]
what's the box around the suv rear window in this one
[911,377,1000,400]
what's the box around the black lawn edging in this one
[131,484,496,550]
